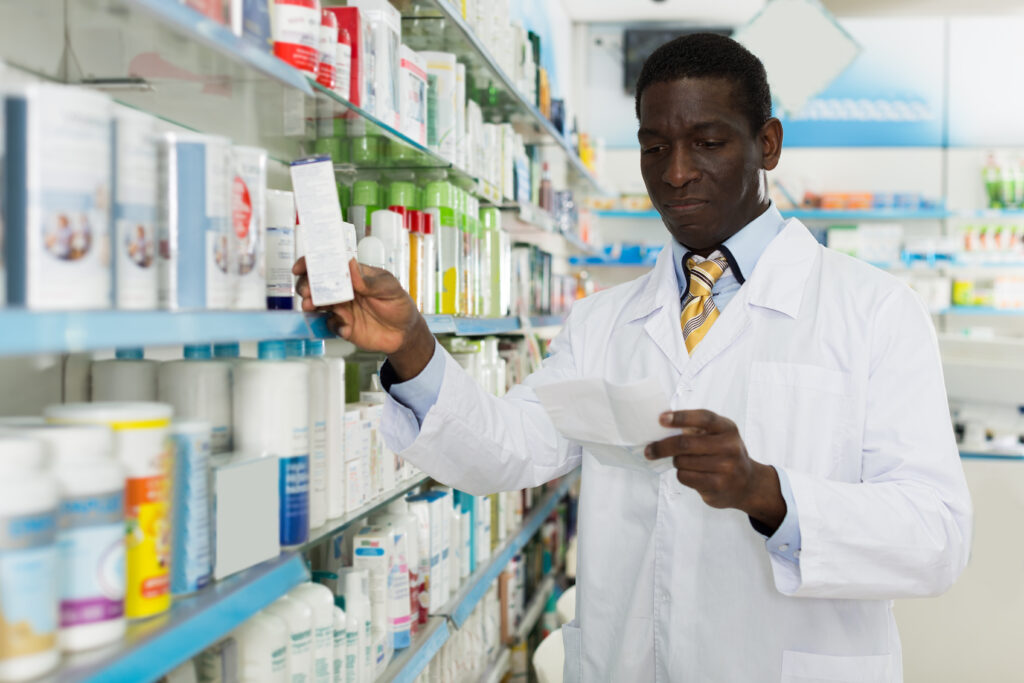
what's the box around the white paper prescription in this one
[532,376,679,474]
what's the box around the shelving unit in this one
[60,555,309,683]
[423,314,567,336]
[593,208,953,221]
[401,1,608,196]
[374,469,580,682]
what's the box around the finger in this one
[296,275,309,298]
[644,431,728,461]
[292,256,307,276]
[659,409,735,434]
[675,469,718,493]
[349,258,368,295]
[301,297,318,313]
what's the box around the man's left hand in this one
[645,409,786,532]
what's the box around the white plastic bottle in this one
[303,341,328,531]
[331,605,347,683]
[289,582,336,683]
[323,352,347,521]
[367,511,412,650]
[233,610,290,682]
[371,499,419,642]
[0,435,60,682]
[90,347,159,402]
[234,341,311,547]
[337,568,371,683]
[370,209,405,286]
[27,424,126,651]
[266,190,297,310]
[168,420,213,596]
[158,344,234,453]
[264,594,314,683]
[420,213,437,315]
[357,236,387,270]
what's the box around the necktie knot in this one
[686,256,729,299]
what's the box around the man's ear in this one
[760,118,783,172]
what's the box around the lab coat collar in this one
[625,218,819,325]
[744,218,819,319]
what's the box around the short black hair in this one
[634,33,772,134]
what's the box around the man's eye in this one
[697,140,723,149]
[642,145,666,155]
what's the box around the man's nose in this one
[662,146,701,188]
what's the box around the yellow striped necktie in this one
[680,254,730,353]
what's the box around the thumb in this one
[349,258,369,295]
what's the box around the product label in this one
[266,226,297,298]
[311,419,327,504]
[345,631,358,683]
[279,455,310,546]
[335,43,352,101]
[273,1,320,75]
[125,472,171,618]
[272,645,288,675]
[59,491,125,626]
[314,623,332,681]
[317,28,336,90]
[0,510,58,661]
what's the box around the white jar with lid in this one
[0,435,60,681]
[45,401,173,621]
[14,424,126,652]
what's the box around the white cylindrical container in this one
[289,582,336,683]
[332,606,347,683]
[233,610,290,683]
[0,436,60,682]
[356,236,387,270]
[303,341,328,531]
[158,344,234,454]
[335,27,352,102]
[18,425,126,652]
[45,402,173,621]
[266,190,296,310]
[90,348,159,402]
[449,503,462,598]
[323,355,347,520]
[234,341,310,547]
[370,209,405,285]
[264,595,314,683]
[168,420,213,596]
[337,568,370,683]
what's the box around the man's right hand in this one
[293,258,436,380]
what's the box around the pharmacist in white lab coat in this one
[296,34,971,682]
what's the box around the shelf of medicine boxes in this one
[0,0,317,164]
[475,575,558,683]
[594,208,955,221]
[59,554,309,683]
[400,0,609,197]
[377,469,581,683]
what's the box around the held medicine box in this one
[3,84,113,310]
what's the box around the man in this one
[297,34,971,682]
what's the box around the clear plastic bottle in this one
[408,210,426,312]
[424,182,461,314]
[420,212,437,315]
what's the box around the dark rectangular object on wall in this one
[623,27,733,94]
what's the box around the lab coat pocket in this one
[561,621,583,683]
[745,362,852,477]
[781,650,893,683]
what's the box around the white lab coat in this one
[383,220,972,683]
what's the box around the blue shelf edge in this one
[446,469,580,628]
[386,618,451,683]
[0,310,316,355]
[960,451,1024,461]
[65,554,309,683]
[937,306,1024,316]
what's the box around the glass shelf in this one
[399,0,608,195]
[377,617,451,683]
[59,555,308,683]
[423,315,566,336]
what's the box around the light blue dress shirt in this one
[388,201,802,564]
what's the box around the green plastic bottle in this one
[387,181,418,211]
[350,180,381,239]
[457,188,475,316]
[480,207,502,318]
[424,182,461,314]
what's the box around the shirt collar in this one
[671,201,787,293]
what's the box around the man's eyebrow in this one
[637,127,662,137]
[638,121,731,138]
